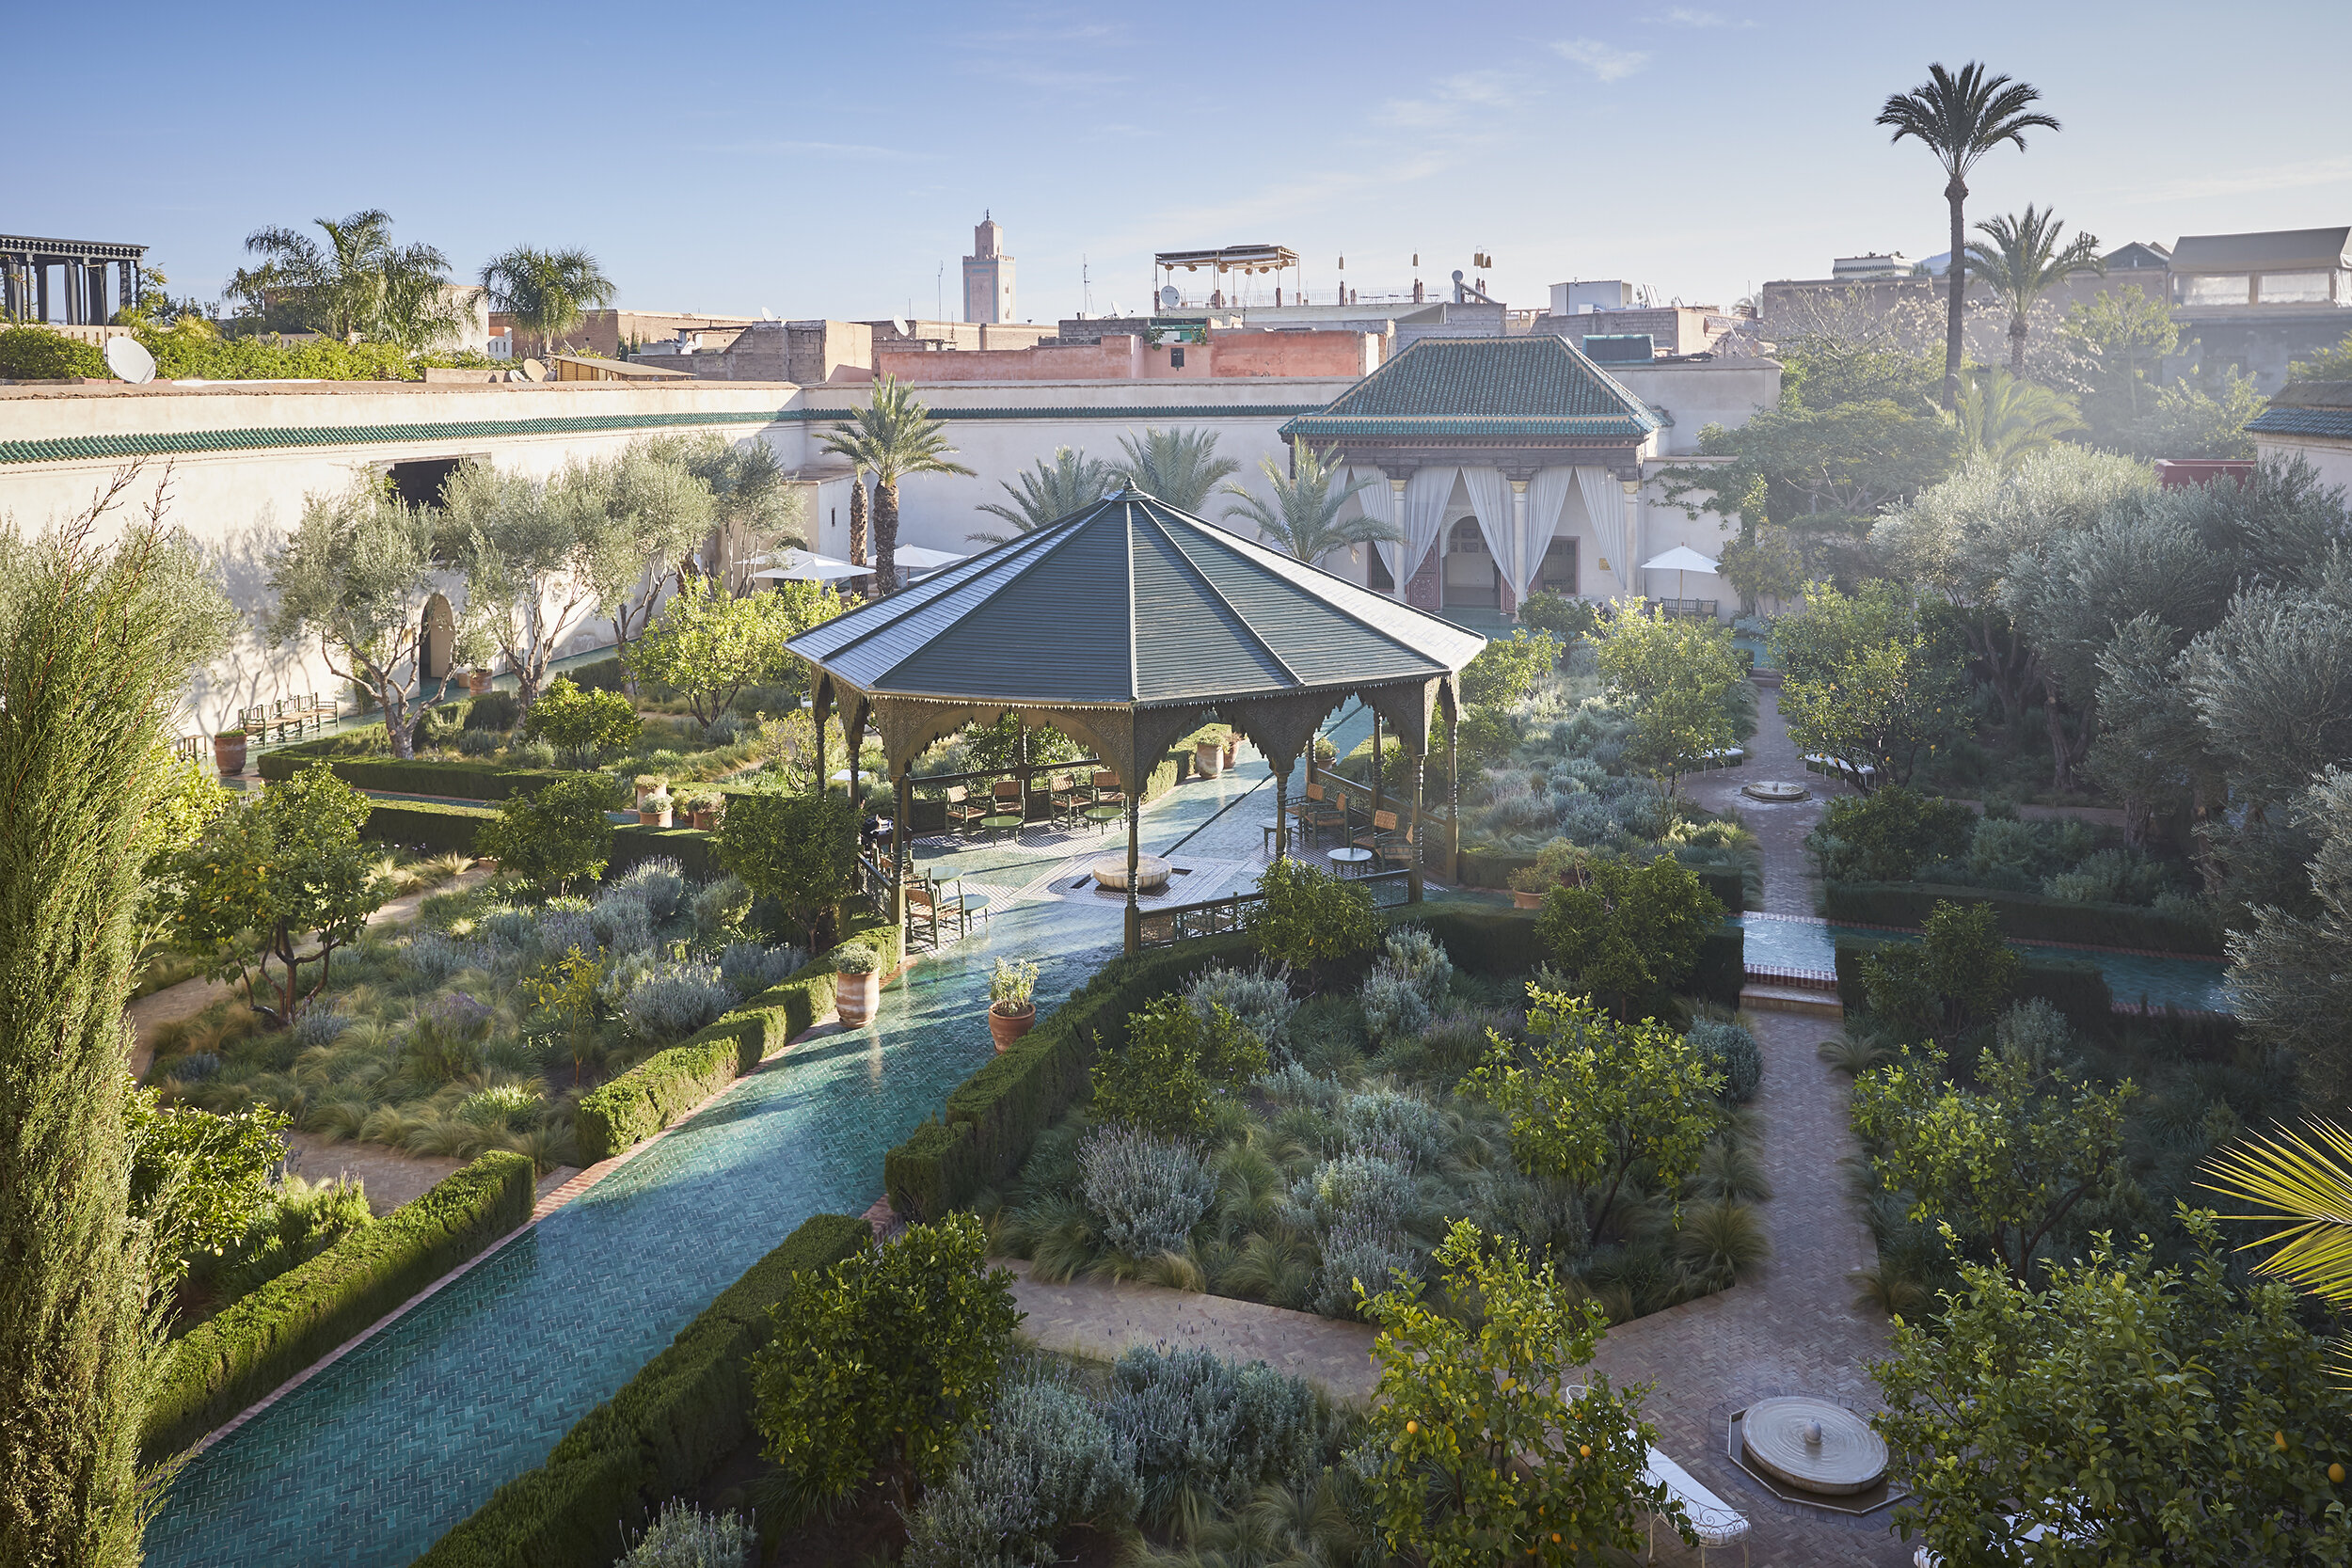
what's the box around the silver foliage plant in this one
[1359,926,1454,1050]
[1077,1126,1216,1259]
[614,1501,754,1568]
[902,1365,1140,1568]
[1181,960,1297,1061]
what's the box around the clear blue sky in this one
[16,0,2350,325]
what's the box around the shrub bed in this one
[1824,880,2221,956]
[360,800,498,855]
[144,1149,534,1459]
[574,916,903,1164]
[414,1212,870,1568]
[1833,937,2113,1031]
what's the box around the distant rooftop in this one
[2169,227,2351,274]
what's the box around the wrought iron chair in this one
[942,784,986,835]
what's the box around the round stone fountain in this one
[1740,779,1811,802]
[1738,1397,1887,1497]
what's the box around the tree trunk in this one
[873,479,899,597]
[849,474,868,567]
[1943,178,1968,410]
[2009,316,2027,377]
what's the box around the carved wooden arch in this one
[1361,676,1444,757]
[1217,689,1353,778]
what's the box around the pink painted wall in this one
[876,327,1380,384]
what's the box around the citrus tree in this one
[625,577,840,724]
[1089,996,1269,1140]
[1468,989,1721,1240]
[716,788,858,948]
[1247,857,1377,984]
[481,774,617,893]
[751,1213,1020,1515]
[520,674,639,766]
[173,764,386,1026]
[1772,578,1965,792]
[1533,854,1723,1020]
[1356,1220,1682,1565]
[1873,1215,2352,1565]
[1851,1039,2135,1284]
[123,1086,289,1288]
[1593,603,1743,793]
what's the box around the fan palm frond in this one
[2199,1118,2352,1310]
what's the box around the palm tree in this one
[1877,62,2061,409]
[1219,439,1399,565]
[477,245,616,357]
[816,375,975,593]
[230,210,460,349]
[2200,1118,2352,1383]
[970,447,1115,545]
[1114,427,1241,512]
[1967,205,2104,376]
[1955,368,2085,467]
[846,466,869,566]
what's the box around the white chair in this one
[1914,1512,2087,1567]
[1644,1446,1750,1565]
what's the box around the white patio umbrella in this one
[1640,545,1722,605]
[750,548,866,583]
[891,545,968,572]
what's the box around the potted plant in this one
[637,786,673,828]
[678,788,719,831]
[633,773,667,809]
[987,957,1039,1051]
[1221,730,1242,768]
[212,727,247,777]
[1506,838,1591,909]
[833,942,882,1027]
[1194,730,1226,778]
[467,667,494,696]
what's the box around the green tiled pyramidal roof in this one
[788,486,1485,706]
[1279,335,1661,441]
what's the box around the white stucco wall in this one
[2254,432,2352,493]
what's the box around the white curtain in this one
[1399,467,1455,596]
[1518,467,1579,600]
[1347,467,1399,581]
[1576,467,1629,594]
[1460,467,1518,602]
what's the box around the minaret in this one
[961,212,1015,324]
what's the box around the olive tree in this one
[439,461,601,713]
[2227,767,2352,1108]
[267,478,466,758]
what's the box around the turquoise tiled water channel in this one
[147,705,1374,1567]
[1738,913,2232,1013]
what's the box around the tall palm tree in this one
[477,245,616,357]
[1877,62,2061,409]
[1220,439,1399,565]
[1967,205,2104,376]
[2200,1118,2352,1383]
[970,447,1115,545]
[1955,368,2085,467]
[230,210,460,348]
[1114,427,1241,512]
[816,376,975,593]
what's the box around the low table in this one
[980,813,1024,843]
[1327,847,1374,877]
[1092,853,1170,893]
[1082,804,1124,834]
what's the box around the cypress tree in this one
[0,483,234,1565]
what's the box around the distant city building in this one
[2249,379,2352,490]
[1832,253,1915,281]
[962,214,1016,325]
[2167,227,2350,392]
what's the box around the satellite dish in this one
[889,317,911,337]
[104,336,156,385]
[518,357,547,383]
[761,307,776,321]
[1158,285,1179,309]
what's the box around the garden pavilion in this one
[786,483,1486,953]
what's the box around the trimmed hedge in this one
[259,744,572,800]
[881,904,1748,1222]
[1833,937,2115,1032]
[610,823,720,883]
[1824,880,2221,957]
[573,915,903,1164]
[414,1212,870,1568]
[1454,850,1742,912]
[143,1150,534,1460]
[360,799,497,854]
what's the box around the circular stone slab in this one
[1742,780,1811,802]
[1093,853,1171,893]
[1740,1398,1886,1496]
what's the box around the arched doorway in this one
[420,593,455,684]
[1441,516,1499,608]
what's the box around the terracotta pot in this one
[690,808,715,831]
[638,806,673,828]
[1510,888,1545,910]
[213,733,247,776]
[1222,736,1241,768]
[989,1002,1037,1052]
[835,969,882,1027]
[1194,739,1225,777]
[467,669,493,695]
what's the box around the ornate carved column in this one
[1407,751,1424,903]
[1123,794,1142,955]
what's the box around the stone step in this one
[1740,983,1844,1018]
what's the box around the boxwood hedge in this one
[1833,936,2114,1031]
[1824,880,2220,956]
[143,1149,534,1460]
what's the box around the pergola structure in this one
[1,234,146,325]
[786,485,1486,953]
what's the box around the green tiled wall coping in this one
[0,404,1328,467]
[412,1212,870,1568]
[142,1150,536,1462]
